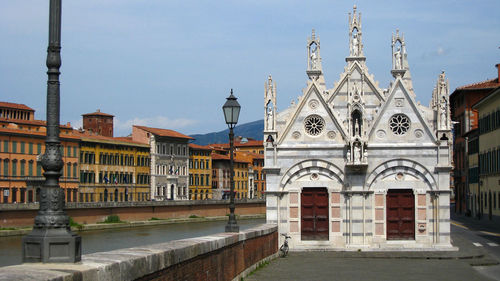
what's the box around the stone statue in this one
[352,33,359,56]
[267,108,274,130]
[310,45,318,69]
[346,148,351,162]
[354,144,361,163]
[363,147,368,162]
[394,46,402,69]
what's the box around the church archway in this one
[366,159,437,191]
[280,159,344,189]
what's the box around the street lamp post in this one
[22,0,81,263]
[223,89,241,233]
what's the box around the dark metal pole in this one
[22,0,81,263]
[225,128,239,232]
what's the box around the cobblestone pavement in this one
[244,252,494,281]
[245,217,500,281]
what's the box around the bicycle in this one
[279,233,291,257]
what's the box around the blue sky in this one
[1,1,499,137]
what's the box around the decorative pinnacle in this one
[312,29,316,39]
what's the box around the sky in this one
[1,1,499,137]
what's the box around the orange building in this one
[189,143,212,200]
[0,102,79,203]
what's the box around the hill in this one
[190,119,264,145]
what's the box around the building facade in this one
[77,133,150,202]
[189,143,212,200]
[82,110,114,137]
[133,125,191,200]
[0,102,79,203]
[264,7,453,250]
[450,64,500,214]
[475,87,500,221]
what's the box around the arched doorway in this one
[301,187,328,241]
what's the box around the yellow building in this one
[234,152,251,199]
[475,86,500,220]
[0,102,79,203]
[189,143,212,200]
[76,132,150,202]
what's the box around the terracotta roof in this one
[0,101,34,111]
[0,126,80,140]
[208,140,263,149]
[82,110,114,117]
[189,143,212,150]
[0,118,72,129]
[73,131,148,146]
[456,78,500,90]
[134,125,194,140]
[211,153,230,160]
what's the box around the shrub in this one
[103,215,122,223]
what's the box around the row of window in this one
[190,151,210,156]
[155,165,187,176]
[189,173,211,186]
[1,140,78,158]
[479,148,500,175]
[79,191,149,203]
[156,143,187,156]
[189,159,211,170]
[478,109,500,135]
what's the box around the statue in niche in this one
[394,46,402,70]
[346,148,351,162]
[354,143,361,163]
[351,33,359,56]
[363,147,368,162]
[266,108,274,131]
[310,44,318,69]
[440,97,447,129]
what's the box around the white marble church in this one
[264,6,454,250]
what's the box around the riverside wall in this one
[0,224,278,281]
[0,199,265,227]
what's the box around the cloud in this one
[420,46,451,60]
[114,116,198,136]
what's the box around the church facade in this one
[264,7,453,250]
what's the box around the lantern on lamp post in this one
[223,89,240,232]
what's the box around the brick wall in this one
[0,224,278,281]
[0,199,265,227]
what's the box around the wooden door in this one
[301,188,329,240]
[386,189,415,240]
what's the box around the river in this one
[0,218,265,267]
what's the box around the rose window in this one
[304,115,325,136]
[389,114,410,135]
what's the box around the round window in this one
[304,115,325,136]
[389,114,410,135]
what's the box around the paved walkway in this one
[245,211,500,281]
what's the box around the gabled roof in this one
[0,101,34,111]
[456,78,500,90]
[134,125,194,140]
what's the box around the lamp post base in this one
[22,228,81,263]
[225,223,240,233]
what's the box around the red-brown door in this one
[301,188,329,240]
[386,189,415,240]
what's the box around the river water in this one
[0,218,265,267]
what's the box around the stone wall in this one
[0,199,265,227]
[0,224,278,281]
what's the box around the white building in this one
[264,6,453,250]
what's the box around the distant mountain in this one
[190,119,264,145]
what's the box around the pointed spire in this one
[265,75,277,132]
[348,5,363,58]
[307,29,325,85]
[435,71,451,131]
